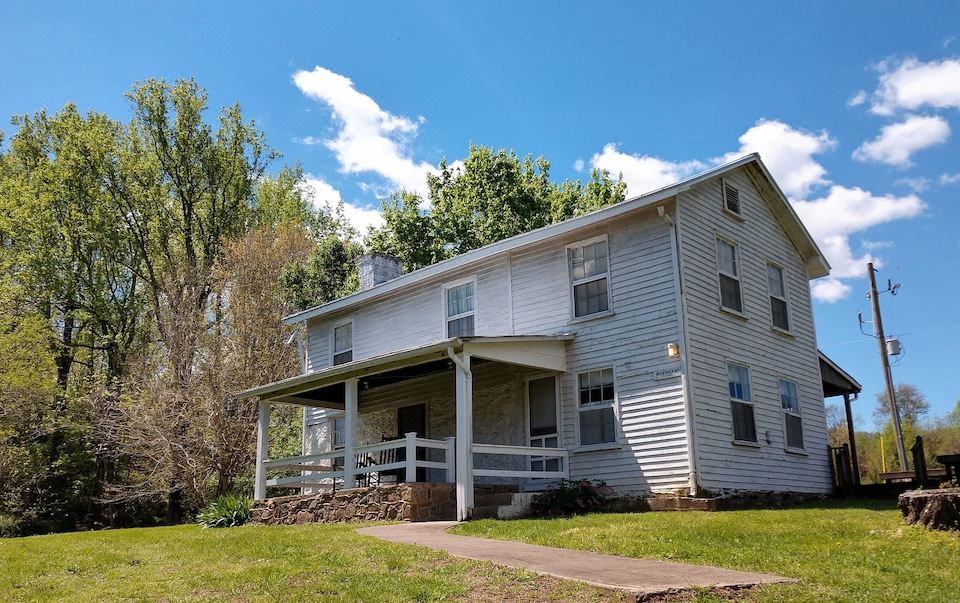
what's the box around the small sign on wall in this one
[654,368,682,380]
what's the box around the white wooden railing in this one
[264,433,456,489]
[472,443,569,480]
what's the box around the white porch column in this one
[344,377,359,489]
[453,351,473,520]
[254,400,270,500]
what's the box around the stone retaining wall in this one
[250,483,456,525]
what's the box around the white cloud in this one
[589,144,704,197]
[868,57,960,116]
[848,90,868,107]
[940,171,960,185]
[573,158,585,172]
[293,66,436,196]
[717,120,836,199]
[793,186,925,280]
[297,135,324,145]
[811,278,852,303]
[894,176,932,192]
[301,176,385,236]
[852,115,950,166]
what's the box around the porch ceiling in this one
[235,335,573,407]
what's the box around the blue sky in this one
[4,2,959,424]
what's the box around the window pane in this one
[779,379,799,412]
[771,297,790,331]
[580,406,616,445]
[570,247,585,280]
[528,377,558,437]
[574,277,609,317]
[717,239,737,275]
[332,417,345,449]
[579,369,615,407]
[447,282,474,317]
[719,275,743,312]
[447,315,475,337]
[786,413,804,449]
[334,323,352,353]
[731,401,757,442]
[333,350,353,365]
[727,363,751,401]
[767,264,785,297]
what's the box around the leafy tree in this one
[874,384,930,427]
[367,145,626,271]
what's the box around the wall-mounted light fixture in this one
[666,342,680,359]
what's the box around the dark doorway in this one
[397,403,427,481]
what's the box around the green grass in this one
[0,522,622,602]
[452,498,960,602]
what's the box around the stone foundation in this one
[899,488,960,531]
[250,483,456,525]
[600,490,825,513]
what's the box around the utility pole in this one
[867,262,908,471]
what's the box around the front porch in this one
[241,336,573,521]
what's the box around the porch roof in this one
[235,334,574,406]
[819,350,862,398]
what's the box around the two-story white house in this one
[241,153,857,521]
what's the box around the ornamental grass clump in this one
[530,479,607,517]
[196,495,253,528]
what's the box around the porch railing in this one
[263,432,456,489]
[472,443,569,480]
[262,436,569,492]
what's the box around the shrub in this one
[196,495,253,529]
[531,479,607,518]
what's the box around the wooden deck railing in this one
[472,442,569,480]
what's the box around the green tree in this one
[874,384,930,427]
[367,145,626,271]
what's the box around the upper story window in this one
[779,379,804,450]
[445,279,475,337]
[722,179,742,217]
[332,321,353,365]
[767,263,790,332]
[716,237,744,314]
[569,237,610,318]
[728,362,757,443]
[577,367,617,446]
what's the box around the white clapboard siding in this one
[300,205,691,495]
[677,169,832,494]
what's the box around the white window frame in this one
[721,177,744,220]
[330,319,354,366]
[441,275,477,338]
[727,360,758,446]
[766,261,792,334]
[328,412,345,451]
[524,373,563,474]
[716,235,745,317]
[574,365,620,451]
[566,234,613,321]
[779,377,805,452]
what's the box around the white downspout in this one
[659,202,701,497]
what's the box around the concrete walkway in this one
[357,522,796,599]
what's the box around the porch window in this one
[577,368,617,446]
[329,415,345,450]
[728,362,757,443]
[445,280,475,337]
[332,321,353,365]
[569,238,610,318]
[767,263,790,331]
[716,238,743,314]
[780,379,804,450]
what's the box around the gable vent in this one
[723,182,741,215]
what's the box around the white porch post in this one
[254,400,270,500]
[404,431,418,482]
[453,351,474,520]
[344,377,358,489]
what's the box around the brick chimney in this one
[357,251,403,291]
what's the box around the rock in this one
[899,488,960,531]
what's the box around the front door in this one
[527,376,560,474]
[397,403,427,481]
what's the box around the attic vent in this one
[723,182,741,216]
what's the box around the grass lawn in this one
[453,498,960,602]
[0,522,623,602]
